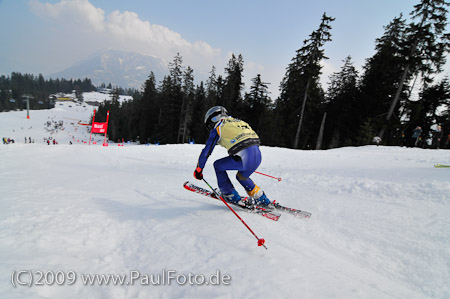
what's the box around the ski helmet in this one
[204,106,228,130]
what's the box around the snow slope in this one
[1,102,100,145]
[1,106,450,299]
[82,91,133,104]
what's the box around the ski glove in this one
[193,166,203,180]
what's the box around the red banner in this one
[91,122,107,133]
[89,110,109,146]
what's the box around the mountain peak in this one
[49,50,169,89]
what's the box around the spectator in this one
[410,126,422,147]
[432,125,443,149]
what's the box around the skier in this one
[373,136,382,146]
[432,125,443,149]
[411,126,422,147]
[193,106,271,207]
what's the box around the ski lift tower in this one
[23,95,34,119]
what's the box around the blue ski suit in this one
[196,116,262,196]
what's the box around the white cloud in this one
[29,0,222,71]
[30,0,105,32]
[245,61,264,75]
[105,10,189,48]
[320,59,339,88]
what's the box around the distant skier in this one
[373,136,382,146]
[432,125,443,149]
[193,106,271,207]
[411,126,422,147]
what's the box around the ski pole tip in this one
[258,238,265,247]
[278,178,282,181]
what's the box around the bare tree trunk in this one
[316,112,327,150]
[330,129,340,148]
[294,80,310,148]
[177,96,186,143]
[182,102,191,143]
[379,62,412,139]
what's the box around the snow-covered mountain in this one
[1,105,450,299]
[49,50,169,89]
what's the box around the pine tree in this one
[158,75,175,143]
[277,13,334,149]
[139,72,157,144]
[324,56,360,148]
[109,89,121,142]
[74,86,83,103]
[382,0,450,138]
[189,82,208,143]
[163,53,185,143]
[359,15,409,144]
[222,54,244,113]
[169,53,184,88]
[205,66,219,109]
[243,74,271,136]
[178,66,195,143]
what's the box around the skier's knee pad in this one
[237,172,255,191]
[236,171,248,181]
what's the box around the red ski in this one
[183,181,281,221]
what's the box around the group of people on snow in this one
[24,137,34,144]
[44,137,58,145]
[407,125,445,149]
[2,137,15,144]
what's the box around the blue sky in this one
[1,0,449,98]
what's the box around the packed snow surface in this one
[82,91,133,104]
[1,105,450,299]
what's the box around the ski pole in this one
[254,171,282,181]
[202,178,267,249]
